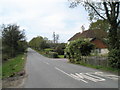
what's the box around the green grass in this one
[72,61,119,74]
[58,55,64,58]
[44,48,54,52]
[2,53,26,79]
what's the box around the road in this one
[24,48,119,88]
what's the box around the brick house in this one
[68,29,109,55]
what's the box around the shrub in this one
[48,52,58,58]
[108,49,120,69]
[65,39,94,63]
[54,43,66,55]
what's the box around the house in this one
[68,29,109,55]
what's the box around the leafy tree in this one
[65,39,94,63]
[108,49,120,69]
[69,0,120,68]
[89,19,110,32]
[2,24,27,60]
[29,36,48,50]
[69,0,120,49]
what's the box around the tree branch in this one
[117,20,120,27]
[86,2,106,20]
[115,2,120,21]
[103,2,111,22]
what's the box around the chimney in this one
[81,25,85,32]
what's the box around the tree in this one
[29,36,48,50]
[2,24,26,60]
[69,0,120,68]
[56,34,59,43]
[89,19,110,32]
[52,32,59,43]
[69,0,120,49]
[65,39,94,62]
[53,32,56,43]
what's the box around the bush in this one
[48,52,58,58]
[54,43,66,55]
[65,39,94,63]
[108,49,120,69]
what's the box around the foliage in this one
[48,52,58,58]
[58,55,64,58]
[17,40,28,52]
[69,1,120,68]
[2,24,27,60]
[89,19,110,32]
[65,39,94,63]
[44,48,54,52]
[29,36,49,50]
[54,43,66,55]
[108,49,120,69]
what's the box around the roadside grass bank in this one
[32,48,65,58]
[69,61,119,75]
[58,55,64,58]
[2,53,27,79]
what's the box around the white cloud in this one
[0,0,90,42]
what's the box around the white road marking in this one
[55,67,118,83]
[94,72,119,80]
[70,74,88,83]
[70,73,105,82]
[75,73,84,79]
[85,73,105,82]
[55,67,88,83]
[43,62,50,65]
[79,73,101,82]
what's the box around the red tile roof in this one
[68,29,107,41]
[90,38,108,48]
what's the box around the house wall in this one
[92,48,109,55]
[100,48,109,54]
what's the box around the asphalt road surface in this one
[24,48,119,88]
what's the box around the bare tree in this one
[52,32,59,43]
[56,34,59,43]
[53,32,56,43]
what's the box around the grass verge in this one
[71,61,119,74]
[58,55,64,58]
[2,53,26,79]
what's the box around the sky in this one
[0,0,90,43]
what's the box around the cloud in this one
[0,0,90,42]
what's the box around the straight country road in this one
[24,48,119,88]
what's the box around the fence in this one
[81,56,109,67]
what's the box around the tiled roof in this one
[68,29,107,41]
[90,38,108,48]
